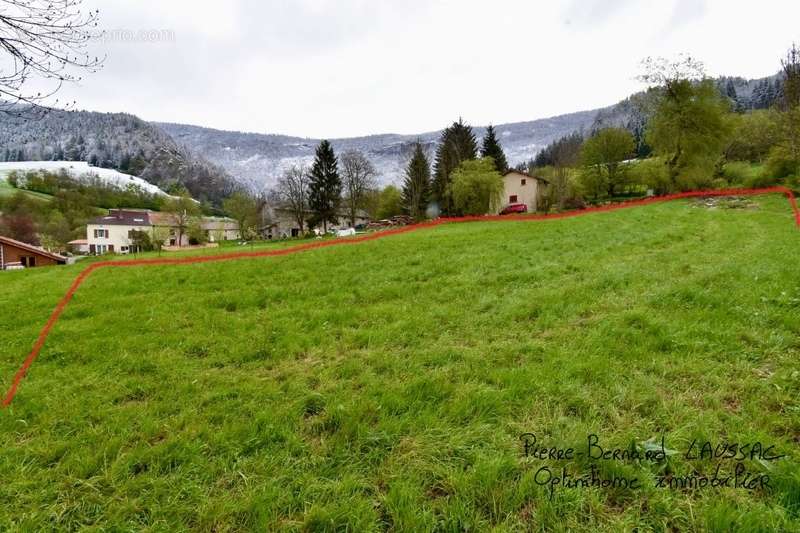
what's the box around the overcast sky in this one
[49,0,800,138]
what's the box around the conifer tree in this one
[308,140,342,233]
[724,78,737,100]
[401,141,431,220]
[432,118,478,215]
[480,125,509,174]
[781,44,799,109]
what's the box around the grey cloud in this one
[667,0,708,29]
[562,0,638,27]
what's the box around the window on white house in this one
[510,195,518,203]
[521,179,526,186]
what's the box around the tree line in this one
[10,41,800,251]
[522,45,800,209]
[7,40,798,249]
[240,41,800,237]
[263,120,514,237]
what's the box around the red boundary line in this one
[2,187,798,407]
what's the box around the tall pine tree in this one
[480,125,509,174]
[432,118,478,215]
[401,141,431,220]
[308,140,342,233]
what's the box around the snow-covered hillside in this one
[0,107,237,205]
[0,161,171,196]
[158,108,603,189]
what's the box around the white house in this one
[498,170,550,213]
[86,209,240,254]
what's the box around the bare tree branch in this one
[0,0,104,116]
[637,54,706,97]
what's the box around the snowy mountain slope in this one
[0,107,238,204]
[0,161,172,196]
[157,108,604,189]
[1,72,781,197]
[158,72,784,190]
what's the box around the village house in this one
[260,205,370,239]
[498,170,550,213]
[86,209,240,254]
[0,235,67,270]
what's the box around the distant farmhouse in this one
[261,205,370,239]
[0,235,67,269]
[86,209,239,254]
[499,170,549,213]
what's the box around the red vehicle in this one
[500,203,528,215]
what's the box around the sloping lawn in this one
[74,236,323,266]
[0,178,53,201]
[1,196,798,531]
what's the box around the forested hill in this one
[157,108,604,189]
[0,107,238,205]
[158,73,783,189]
[0,72,783,199]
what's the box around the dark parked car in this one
[500,203,528,215]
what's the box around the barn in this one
[0,235,68,270]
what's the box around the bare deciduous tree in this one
[638,55,706,95]
[0,0,103,114]
[222,191,259,240]
[340,150,377,227]
[162,192,200,248]
[276,165,310,234]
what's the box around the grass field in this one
[0,177,53,201]
[71,237,324,266]
[1,195,799,531]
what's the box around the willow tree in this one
[580,127,635,198]
[639,56,732,190]
[450,158,503,216]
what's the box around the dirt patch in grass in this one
[691,196,759,209]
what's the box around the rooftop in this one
[89,209,153,227]
[88,209,237,229]
[504,169,550,184]
[0,235,68,263]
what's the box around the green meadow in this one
[1,196,799,531]
[0,177,52,202]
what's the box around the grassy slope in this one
[71,237,322,267]
[0,196,799,531]
[0,178,53,201]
